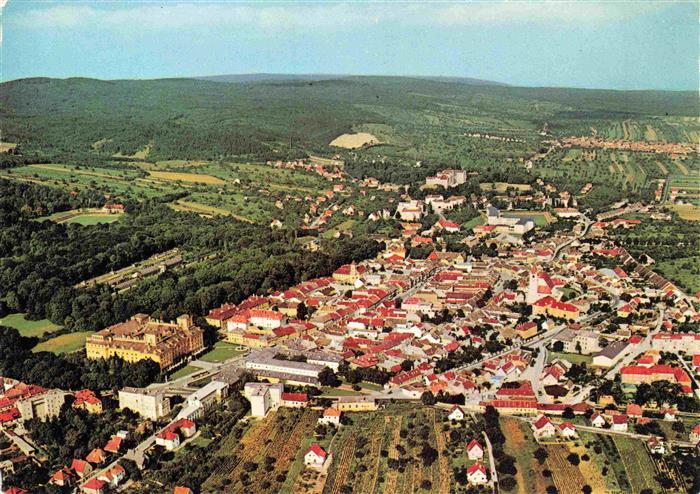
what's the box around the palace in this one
[86,314,204,370]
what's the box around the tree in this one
[567,453,580,466]
[419,444,438,466]
[552,341,564,352]
[534,447,548,465]
[582,486,592,494]
[562,407,575,419]
[318,367,340,387]
[499,476,517,491]
[296,301,308,320]
[421,391,437,406]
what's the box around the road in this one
[553,215,593,261]
[603,308,665,381]
[482,430,499,486]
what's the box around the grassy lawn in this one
[198,341,245,363]
[64,214,122,226]
[548,351,593,366]
[463,215,485,229]
[0,313,62,337]
[32,331,93,354]
[170,365,199,380]
[320,387,361,397]
[188,435,213,448]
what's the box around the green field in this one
[170,364,199,379]
[198,341,246,363]
[0,313,62,337]
[64,214,122,226]
[612,436,663,494]
[548,351,593,366]
[32,331,93,354]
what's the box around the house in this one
[86,448,108,465]
[663,409,677,422]
[647,436,665,455]
[304,443,328,469]
[590,412,606,428]
[156,430,180,451]
[173,488,194,494]
[559,422,577,439]
[81,478,106,494]
[448,405,465,421]
[553,328,601,355]
[70,458,93,478]
[516,321,538,340]
[592,341,629,368]
[319,407,342,426]
[104,435,123,454]
[467,439,484,460]
[690,424,700,444]
[98,464,126,488]
[625,404,643,418]
[49,467,76,487]
[281,392,309,408]
[73,389,103,414]
[611,414,628,432]
[467,461,489,484]
[335,396,377,412]
[532,414,556,439]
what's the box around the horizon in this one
[2,1,698,91]
[3,72,698,93]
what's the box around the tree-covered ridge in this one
[1,76,697,163]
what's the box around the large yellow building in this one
[86,314,204,370]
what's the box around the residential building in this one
[16,389,66,422]
[467,462,488,484]
[243,382,283,418]
[118,387,170,420]
[467,439,484,460]
[304,443,328,469]
[553,329,601,355]
[318,407,342,426]
[335,396,378,412]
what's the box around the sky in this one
[1,1,698,90]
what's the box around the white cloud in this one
[8,1,672,31]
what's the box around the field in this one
[479,182,533,193]
[548,351,593,366]
[668,204,700,221]
[198,341,245,363]
[32,331,93,354]
[665,174,700,206]
[0,313,62,338]
[203,408,319,493]
[656,256,700,294]
[65,213,122,225]
[0,142,18,152]
[500,417,553,494]
[147,170,226,185]
[321,404,452,494]
[612,436,664,494]
[330,132,380,149]
[170,365,199,379]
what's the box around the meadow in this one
[0,313,62,338]
[32,331,93,354]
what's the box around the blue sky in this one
[2,1,698,90]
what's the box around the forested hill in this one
[1,75,697,162]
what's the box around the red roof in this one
[467,439,483,451]
[71,459,90,474]
[306,443,327,459]
[612,414,628,424]
[467,462,487,475]
[83,478,106,490]
[533,296,578,313]
[281,392,309,402]
[533,415,552,430]
[249,309,284,321]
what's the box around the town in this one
[1,160,698,494]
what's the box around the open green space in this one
[32,331,93,354]
[548,351,593,366]
[0,313,62,338]
[170,365,199,380]
[64,214,122,226]
[198,341,246,363]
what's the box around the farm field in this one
[668,204,700,221]
[0,313,62,338]
[500,417,554,494]
[612,435,664,494]
[32,331,93,354]
[198,341,246,363]
[203,408,319,493]
[147,170,226,185]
